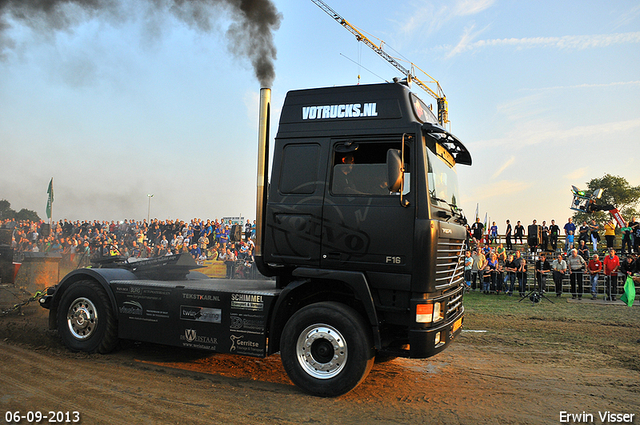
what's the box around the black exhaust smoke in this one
[0,0,282,86]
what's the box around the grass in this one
[460,291,640,371]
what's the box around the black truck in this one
[39,81,472,397]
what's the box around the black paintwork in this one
[42,82,470,361]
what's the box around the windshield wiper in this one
[431,192,466,223]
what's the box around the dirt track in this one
[1,299,639,425]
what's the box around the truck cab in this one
[257,82,470,364]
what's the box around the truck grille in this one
[446,286,464,319]
[435,238,465,291]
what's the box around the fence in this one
[476,232,628,253]
[471,265,636,298]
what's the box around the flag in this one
[482,212,487,243]
[475,203,479,221]
[620,276,636,307]
[46,178,54,220]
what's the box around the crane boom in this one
[311,0,449,126]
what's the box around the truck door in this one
[321,138,414,272]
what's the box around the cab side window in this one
[331,142,410,196]
[279,144,320,194]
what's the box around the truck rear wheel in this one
[280,301,374,397]
[57,280,118,354]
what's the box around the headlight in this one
[416,302,445,324]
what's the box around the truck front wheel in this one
[56,280,118,354]
[280,302,374,397]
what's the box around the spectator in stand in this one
[541,220,549,252]
[578,221,590,246]
[632,219,640,254]
[516,256,528,297]
[220,248,237,278]
[564,218,576,253]
[577,240,590,262]
[514,221,525,245]
[527,220,539,254]
[496,243,506,261]
[485,253,499,294]
[587,253,602,300]
[204,220,213,248]
[567,248,586,300]
[219,225,230,248]
[50,239,63,254]
[489,222,498,245]
[245,219,252,241]
[620,255,636,280]
[551,253,567,297]
[482,243,491,258]
[511,250,525,296]
[621,219,634,255]
[464,224,471,250]
[604,220,616,250]
[464,250,473,290]
[504,254,517,296]
[505,219,513,250]
[549,219,560,252]
[189,243,201,260]
[471,217,484,246]
[589,219,600,253]
[198,232,209,253]
[535,253,551,293]
[471,248,486,291]
[168,233,178,250]
[603,249,620,301]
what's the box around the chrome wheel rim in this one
[66,297,98,340]
[295,323,347,379]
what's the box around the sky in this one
[1,0,639,230]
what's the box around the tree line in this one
[0,200,40,222]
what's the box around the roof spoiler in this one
[422,122,472,166]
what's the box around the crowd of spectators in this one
[1,217,257,275]
[464,217,640,299]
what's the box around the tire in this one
[280,301,374,397]
[56,280,118,354]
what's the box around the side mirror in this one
[387,149,403,193]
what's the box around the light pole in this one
[147,194,154,223]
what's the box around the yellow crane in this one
[311,0,449,126]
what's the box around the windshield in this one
[426,140,461,208]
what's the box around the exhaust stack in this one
[255,88,270,267]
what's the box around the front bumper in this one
[408,309,464,358]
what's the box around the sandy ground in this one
[1,285,639,425]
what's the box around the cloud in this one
[491,156,515,179]
[521,80,640,92]
[468,179,533,202]
[473,117,640,150]
[400,0,494,38]
[454,0,496,16]
[613,4,640,30]
[564,168,588,181]
[445,24,490,59]
[495,92,548,122]
[446,31,640,57]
